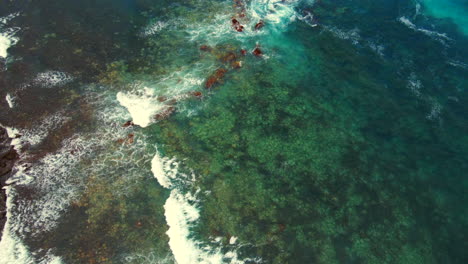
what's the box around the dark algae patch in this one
[0,0,467,263]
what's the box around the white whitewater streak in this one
[117,68,206,128]
[0,33,17,58]
[0,187,64,264]
[297,10,318,28]
[164,190,224,264]
[407,72,422,97]
[398,16,451,43]
[5,136,93,235]
[151,152,248,264]
[117,88,166,128]
[0,187,34,264]
[324,26,361,45]
[447,60,468,70]
[141,21,169,36]
[186,0,309,44]
[229,237,238,245]
[5,111,70,148]
[5,93,15,108]
[1,90,159,263]
[33,71,74,87]
[250,0,299,26]
[426,99,442,121]
[0,13,20,59]
[151,153,180,189]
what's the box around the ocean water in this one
[421,0,468,35]
[0,0,467,263]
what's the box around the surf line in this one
[151,152,249,264]
[144,1,309,263]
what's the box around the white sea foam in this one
[298,11,318,28]
[186,0,310,44]
[0,187,34,264]
[151,152,251,264]
[324,26,361,45]
[0,13,20,59]
[250,0,299,26]
[368,41,385,57]
[5,93,15,108]
[164,189,224,264]
[426,99,442,120]
[229,237,238,245]
[0,88,162,262]
[447,60,468,70]
[117,88,166,128]
[117,66,207,128]
[33,71,74,87]
[0,32,17,58]
[407,72,422,97]
[151,153,179,189]
[398,16,451,44]
[124,251,173,264]
[5,111,70,148]
[142,21,169,36]
[0,193,63,264]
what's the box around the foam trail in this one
[0,13,19,58]
[141,21,169,36]
[0,93,156,262]
[0,33,17,58]
[117,88,166,128]
[151,152,250,264]
[0,188,63,264]
[117,68,206,128]
[33,71,74,87]
[5,93,15,108]
[4,111,70,148]
[0,187,33,264]
[165,190,223,264]
[398,16,451,43]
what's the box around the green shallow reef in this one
[1,0,467,263]
[146,1,468,264]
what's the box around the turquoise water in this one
[0,0,467,263]
[421,0,468,35]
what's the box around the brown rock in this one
[122,121,134,127]
[192,91,203,98]
[205,68,228,89]
[155,107,176,121]
[157,96,167,102]
[252,47,263,56]
[254,20,265,30]
[200,45,212,52]
[222,52,237,63]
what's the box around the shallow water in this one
[0,0,467,263]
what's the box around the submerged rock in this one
[221,52,237,63]
[205,68,228,89]
[254,20,265,31]
[122,121,134,127]
[252,47,263,56]
[155,106,176,121]
[191,91,203,98]
[200,45,212,52]
[231,18,244,32]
